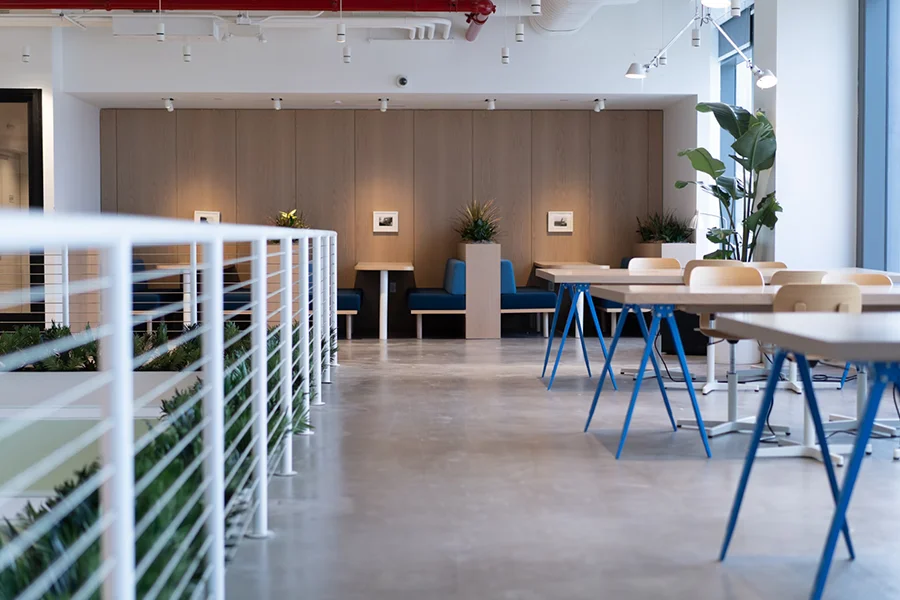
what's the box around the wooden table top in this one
[538,267,900,286]
[532,261,608,269]
[714,313,900,363]
[589,284,900,311]
[355,261,415,272]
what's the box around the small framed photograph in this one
[373,211,399,233]
[547,211,573,233]
[194,210,221,224]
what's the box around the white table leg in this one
[824,366,893,441]
[757,400,848,466]
[542,313,549,338]
[379,269,389,341]
[575,293,584,339]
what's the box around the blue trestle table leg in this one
[633,305,676,430]
[664,310,712,458]
[585,291,617,391]
[546,287,580,390]
[839,363,851,389]
[541,284,566,378]
[615,311,661,459]
[569,285,592,378]
[584,304,631,432]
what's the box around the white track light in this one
[21,46,30,63]
[731,0,741,16]
[337,23,346,42]
[593,98,606,112]
[272,98,282,110]
[379,98,389,113]
[486,99,496,111]
[343,45,352,64]
[156,21,165,42]
[701,0,730,7]
[625,62,646,79]
[515,23,525,42]
[182,44,192,62]
[691,24,700,47]
[531,0,541,15]
[501,46,510,64]
[164,98,174,112]
[755,68,777,89]
[658,50,667,66]
[257,31,267,43]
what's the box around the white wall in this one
[755,0,858,268]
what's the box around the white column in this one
[379,270,389,340]
[330,234,338,366]
[312,236,324,406]
[277,237,296,476]
[61,245,70,328]
[299,238,313,426]
[322,237,331,384]
[248,238,270,538]
[189,241,199,325]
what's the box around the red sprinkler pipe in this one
[464,0,495,41]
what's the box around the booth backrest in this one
[132,258,148,293]
[443,259,466,295]
[500,260,517,294]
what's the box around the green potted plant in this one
[455,199,502,339]
[633,211,696,265]
[676,102,782,261]
[271,209,308,230]
[455,199,500,243]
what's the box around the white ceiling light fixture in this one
[337,23,346,43]
[691,23,700,47]
[658,50,667,66]
[593,98,606,112]
[755,68,778,89]
[21,45,30,63]
[272,97,282,110]
[156,21,165,42]
[625,62,647,79]
[182,44,191,62]
[164,97,174,112]
[379,98,389,113]
[731,0,741,16]
[516,22,525,43]
[343,45,352,64]
[501,46,510,64]
[531,0,541,15]
[486,98,496,111]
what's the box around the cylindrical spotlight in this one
[658,50,667,66]
[182,44,192,63]
[156,21,165,42]
[731,0,741,16]
[379,98,389,113]
[486,99,496,111]
[272,98,282,111]
[337,23,346,43]
[501,46,510,64]
[691,25,701,48]
[593,98,606,112]
[21,46,30,63]
[343,45,352,64]
[531,0,541,15]
[164,98,174,112]
[515,23,525,43]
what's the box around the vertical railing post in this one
[99,240,136,600]
[61,245,70,328]
[190,241,199,325]
[299,237,312,424]
[201,237,226,599]
[312,235,324,406]
[277,237,297,476]
[330,233,338,367]
[248,238,270,538]
[322,236,331,385]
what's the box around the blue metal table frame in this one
[720,349,893,600]
[583,303,712,459]
[541,282,617,391]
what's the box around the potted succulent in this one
[455,199,500,243]
[271,209,308,230]
[455,199,502,339]
[633,211,697,266]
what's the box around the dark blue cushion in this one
[593,297,623,310]
[502,287,556,310]
[224,291,252,312]
[337,289,363,312]
[500,260,517,294]
[133,292,161,311]
[132,258,149,293]
[443,259,466,295]
[408,289,465,311]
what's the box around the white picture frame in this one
[194,210,221,224]
[547,211,574,233]
[373,211,399,233]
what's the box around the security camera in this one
[396,75,409,88]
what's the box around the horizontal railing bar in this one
[223,372,256,406]
[224,437,258,492]
[223,300,254,317]
[133,384,208,454]
[135,416,210,496]
[0,276,110,311]
[223,324,255,352]
[223,255,254,268]
[224,410,257,461]
[169,533,213,600]
[224,453,260,516]
[132,324,209,370]
[223,279,257,295]
[70,558,115,600]
[131,294,210,328]
[133,356,209,412]
[143,503,213,600]
[135,446,211,539]
[0,325,110,373]
[223,349,253,379]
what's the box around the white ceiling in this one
[71,92,690,111]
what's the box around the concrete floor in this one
[227,337,900,600]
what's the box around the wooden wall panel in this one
[99,109,117,213]
[532,111,591,264]
[590,111,651,266]
[354,110,414,263]
[414,111,473,287]
[176,110,236,223]
[235,110,296,225]
[115,110,177,217]
[296,111,356,287]
[648,111,664,216]
[473,111,532,284]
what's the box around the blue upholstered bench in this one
[337,288,363,339]
[500,260,556,338]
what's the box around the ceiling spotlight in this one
[257,31,267,43]
[337,23,346,43]
[156,21,165,42]
[691,24,700,47]
[658,50,667,66]
[379,98,389,113]
[164,98,174,112]
[343,45,351,64]
[182,44,192,63]
[501,46,510,64]
[531,0,541,15]
[754,68,777,89]
[731,0,741,16]
[486,99,496,111]
[701,0,731,7]
[272,98,282,110]
[515,23,525,43]
[625,62,647,79]
[21,45,30,63]
[593,98,606,112]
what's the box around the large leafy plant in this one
[636,211,694,243]
[676,102,782,261]
[455,199,500,243]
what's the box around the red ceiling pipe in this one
[464,0,494,41]
[0,0,496,11]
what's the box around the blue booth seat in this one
[407,258,466,312]
[499,260,556,310]
[337,288,363,340]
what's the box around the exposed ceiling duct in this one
[530,0,638,35]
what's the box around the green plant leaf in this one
[678,148,726,179]
[704,248,734,259]
[706,227,736,245]
[732,120,776,172]
[674,180,691,189]
[744,192,782,231]
[696,102,753,139]
[715,176,743,200]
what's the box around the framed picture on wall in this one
[547,211,574,233]
[373,211,399,233]
[194,210,221,224]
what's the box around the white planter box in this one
[633,243,698,267]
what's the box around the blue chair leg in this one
[635,307,676,431]
[586,294,618,391]
[541,285,566,378]
[665,312,712,458]
[810,369,888,600]
[615,313,661,459]
[720,350,786,561]
[795,354,855,559]
[584,305,630,432]
[839,363,851,389]
[568,287,592,378]
[547,295,579,390]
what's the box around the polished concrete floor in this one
[227,337,900,600]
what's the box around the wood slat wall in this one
[100,108,663,290]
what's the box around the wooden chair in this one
[770,270,826,285]
[683,259,744,284]
[821,272,893,286]
[628,257,682,270]
[678,266,767,437]
[748,261,788,269]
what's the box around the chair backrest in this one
[500,259,517,294]
[443,258,466,295]
[628,257,681,271]
[688,266,764,287]
[773,283,862,313]
[683,259,745,285]
[821,271,893,286]
[769,270,826,285]
[748,261,788,269]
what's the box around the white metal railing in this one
[0,210,338,599]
